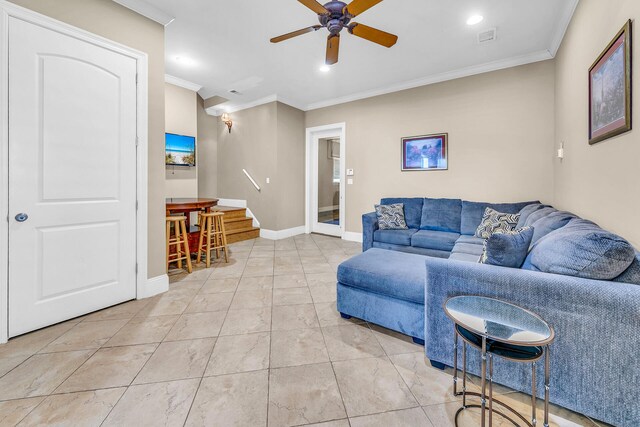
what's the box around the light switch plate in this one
[347,178,353,185]
[266,177,270,184]
[346,169,354,176]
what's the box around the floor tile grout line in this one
[183,238,253,426]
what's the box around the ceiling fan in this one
[270,0,398,65]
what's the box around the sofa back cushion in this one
[522,219,636,280]
[460,200,538,236]
[381,198,424,229]
[614,252,640,285]
[419,198,462,233]
[529,210,576,244]
[516,203,550,228]
[522,206,556,228]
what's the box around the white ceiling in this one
[137,0,578,113]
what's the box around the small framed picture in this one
[401,133,448,171]
[589,20,632,145]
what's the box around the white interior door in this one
[7,17,138,337]
[307,125,345,238]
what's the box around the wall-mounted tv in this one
[165,133,196,166]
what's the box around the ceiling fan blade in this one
[349,23,398,47]
[298,0,329,15]
[326,34,340,65]
[343,0,383,17]
[270,25,322,43]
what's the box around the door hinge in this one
[135,73,138,84]
[136,200,138,211]
[135,136,139,147]
[135,263,138,274]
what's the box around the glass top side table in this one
[444,296,555,427]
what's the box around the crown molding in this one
[548,0,579,57]
[165,74,202,92]
[112,0,174,26]
[205,94,304,116]
[304,49,554,111]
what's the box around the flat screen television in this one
[165,133,196,166]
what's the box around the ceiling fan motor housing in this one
[319,1,351,35]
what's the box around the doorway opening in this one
[305,123,346,237]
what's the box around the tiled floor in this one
[0,234,605,426]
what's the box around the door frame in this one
[305,123,346,237]
[0,1,149,343]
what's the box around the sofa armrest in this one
[362,212,378,252]
[424,257,640,426]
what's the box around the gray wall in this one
[11,0,166,279]
[165,83,197,198]
[306,60,556,233]
[554,0,640,247]
[214,101,305,231]
[197,95,218,198]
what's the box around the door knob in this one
[15,213,28,222]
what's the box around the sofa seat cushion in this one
[419,198,462,233]
[452,242,484,256]
[523,219,636,280]
[372,242,449,258]
[337,248,426,304]
[380,198,424,229]
[449,252,481,263]
[411,230,460,251]
[373,228,418,246]
[455,235,484,246]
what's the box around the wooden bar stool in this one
[197,212,229,267]
[166,216,192,273]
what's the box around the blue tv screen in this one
[166,133,196,166]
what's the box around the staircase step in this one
[226,226,260,244]
[224,217,254,232]
[213,205,247,220]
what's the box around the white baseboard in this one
[260,226,306,240]
[342,232,363,243]
[140,274,168,299]
[318,205,339,213]
[217,198,260,227]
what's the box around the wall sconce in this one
[221,113,233,133]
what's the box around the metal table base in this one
[452,327,551,427]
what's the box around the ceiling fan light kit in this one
[270,0,398,65]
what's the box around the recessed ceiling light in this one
[174,56,196,67]
[466,15,484,26]
[319,65,331,73]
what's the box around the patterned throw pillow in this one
[475,208,520,239]
[375,203,408,230]
[480,226,534,268]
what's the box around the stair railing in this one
[242,169,261,192]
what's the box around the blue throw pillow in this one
[374,203,408,230]
[479,227,534,268]
[523,219,635,280]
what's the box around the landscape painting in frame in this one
[165,133,196,166]
[589,20,632,145]
[401,133,448,171]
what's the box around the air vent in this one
[478,28,497,44]
[229,89,242,95]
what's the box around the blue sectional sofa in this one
[337,198,640,427]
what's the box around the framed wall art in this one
[401,133,448,171]
[589,20,632,145]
